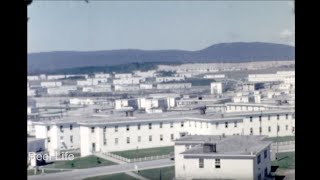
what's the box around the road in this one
[28,159,174,180]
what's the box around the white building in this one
[69,98,94,105]
[94,73,110,79]
[28,75,40,81]
[82,84,112,93]
[47,75,66,80]
[233,96,250,103]
[78,109,294,157]
[112,77,144,85]
[157,83,192,90]
[114,85,140,92]
[210,82,224,95]
[34,121,80,157]
[115,99,138,110]
[140,83,153,90]
[248,71,295,83]
[203,74,225,79]
[114,73,132,79]
[155,76,185,83]
[174,135,272,180]
[40,81,62,88]
[134,70,156,78]
[46,86,77,95]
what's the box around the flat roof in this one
[176,135,272,157]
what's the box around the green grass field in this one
[265,136,295,142]
[112,146,174,159]
[137,166,175,180]
[28,169,68,176]
[272,152,295,169]
[45,155,116,169]
[83,173,138,180]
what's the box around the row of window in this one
[249,125,293,134]
[257,149,268,164]
[91,122,182,133]
[47,135,73,143]
[104,134,175,145]
[47,125,74,132]
[199,158,220,168]
[249,114,291,122]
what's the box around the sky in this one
[28,0,295,53]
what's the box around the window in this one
[225,122,228,128]
[264,150,268,159]
[138,136,141,142]
[149,135,152,142]
[250,128,253,135]
[70,125,73,130]
[250,116,253,122]
[171,134,174,140]
[160,135,163,141]
[47,126,50,131]
[127,137,130,144]
[170,122,173,128]
[216,122,219,129]
[264,168,268,176]
[292,126,295,132]
[115,126,118,132]
[60,125,63,133]
[126,125,130,131]
[160,122,163,128]
[277,125,280,132]
[277,114,280,120]
[234,121,237,127]
[103,127,106,133]
[259,127,262,134]
[91,127,95,133]
[104,138,107,145]
[181,122,184,127]
[70,136,73,143]
[115,138,118,145]
[215,159,221,168]
[258,174,261,180]
[60,136,63,140]
[286,114,288,119]
[259,116,262,121]
[149,123,152,129]
[268,126,271,132]
[268,115,271,120]
[137,124,141,130]
[47,137,51,143]
[286,125,288,130]
[206,122,209,128]
[257,154,261,164]
[199,158,204,168]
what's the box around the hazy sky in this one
[28,0,295,53]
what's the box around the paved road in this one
[28,159,174,180]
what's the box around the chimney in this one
[203,143,216,153]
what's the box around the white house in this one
[210,82,224,95]
[114,73,132,79]
[156,83,192,90]
[40,81,62,88]
[155,76,185,83]
[174,135,273,180]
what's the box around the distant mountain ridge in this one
[28,42,295,73]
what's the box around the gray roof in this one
[176,135,272,157]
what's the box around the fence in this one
[102,152,171,163]
[271,141,295,146]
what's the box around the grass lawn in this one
[45,155,116,169]
[137,166,175,180]
[265,136,295,142]
[272,152,295,169]
[83,173,138,180]
[28,169,68,176]
[112,146,174,159]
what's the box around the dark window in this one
[268,126,271,132]
[215,159,221,168]
[259,116,262,121]
[126,125,130,131]
[250,116,253,122]
[115,126,118,132]
[264,168,268,176]
[286,114,288,119]
[60,125,63,133]
[259,127,262,134]
[149,123,152,129]
[70,125,73,130]
[268,115,271,120]
[264,150,267,159]
[225,122,228,128]
[216,123,219,129]
[170,122,173,128]
[47,126,50,131]
[257,155,261,164]
[277,114,280,120]
[181,122,184,127]
[171,134,174,140]
[199,158,204,168]
[91,127,95,133]
[127,137,130,144]
[47,137,51,143]
[277,125,280,132]
[70,136,73,143]
[137,124,141,130]
[234,121,237,127]
[104,138,107,145]
[160,135,163,141]
[149,135,152,141]
[160,122,163,128]
[250,128,253,135]
[286,125,288,130]
[103,127,106,133]
[258,174,261,180]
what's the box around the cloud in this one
[280,29,295,45]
